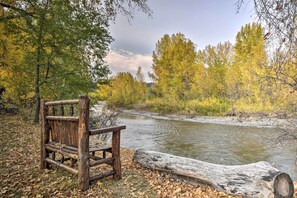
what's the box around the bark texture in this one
[134,149,294,198]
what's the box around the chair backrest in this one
[45,100,84,148]
[50,119,79,147]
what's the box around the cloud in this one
[105,48,153,82]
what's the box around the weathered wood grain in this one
[40,99,50,169]
[78,95,90,191]
[45,99,79,106]
[134,149,294,198]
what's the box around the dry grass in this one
[0,113,296,197]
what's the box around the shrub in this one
[234,98,273,115]
[185,98,230,116]
[144,98,183,114]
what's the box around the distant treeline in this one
[92,23,296,116]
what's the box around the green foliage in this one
[233,98,273,114]
[144,23,296,116]
[185,98,230,116]
[144,98,183,114]
[197,42,233,99]
[92,70,147,108]
[0,1,113,100]
[150,33,199,100]
[143,98,230,116]
[226,23,267,109]
[90,83,112,102]
[0,0,151,121]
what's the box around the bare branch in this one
[0,2,35,17]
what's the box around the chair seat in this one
[45,141,112,157]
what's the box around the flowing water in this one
[119,113,297,180]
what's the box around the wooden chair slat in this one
[40,95,125,191]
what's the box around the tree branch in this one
[0,2,35,17]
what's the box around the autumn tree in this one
[197,42,233,99]
[150,33,199,100]
[237,0,296,48]
[0,0,151,122]
[0,21,34,104]
[237,0,297,144]
[95,71,147,107]
[266,51,297,113]
[237,0,297,92]
[226,23,268,111]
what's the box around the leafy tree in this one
[237,0,296,144]
[236,0,296,49]
[0,0,151,122]
[197,42,233,99]
[266,51,297,113]
[0,21,34,105]
[150,33,199,100]
[228,23,268,111]
[104,72,147,107]
[90,83,112,102]
[237,0,297,93]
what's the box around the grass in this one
[140,98,230,116]
[0,112,296,197]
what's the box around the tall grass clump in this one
[185,98,230,116]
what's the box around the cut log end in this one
[273,173,294,198]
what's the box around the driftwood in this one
[134,149,294,198]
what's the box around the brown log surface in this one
[40,100,50,169]
[112,130,121,179]
[78,95,90,191]
[45,99,79,106]
[90,157,115,167]
[45,158,78,175]
[89,125,126,135]
[46,116,79,121]
[90,171,115,183]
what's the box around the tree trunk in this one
[34,93,40,123]
[33,11,45,123]
[134,150,294,198]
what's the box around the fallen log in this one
[134,149,294,198]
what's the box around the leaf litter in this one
[0,113,296,197]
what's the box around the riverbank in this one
[0,113,247,197]
[122,109,297,130]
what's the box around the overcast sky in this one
[105,0,255,82]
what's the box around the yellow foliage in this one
[91,72,147,107]
[0,23,34,104]
[90,84,111,102]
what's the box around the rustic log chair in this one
[40,95,126,191]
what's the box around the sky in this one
[105,0,255,82]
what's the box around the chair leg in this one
[78,95,90,191]
[71,159,76,167]
[112,130,121,179]
[52,152,56,160]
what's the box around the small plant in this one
[186,98,230,116]
[90,105,119,143]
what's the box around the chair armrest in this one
[89,125,126,136]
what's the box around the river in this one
[118,113,297,180]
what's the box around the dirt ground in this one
[0,113,296,197]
